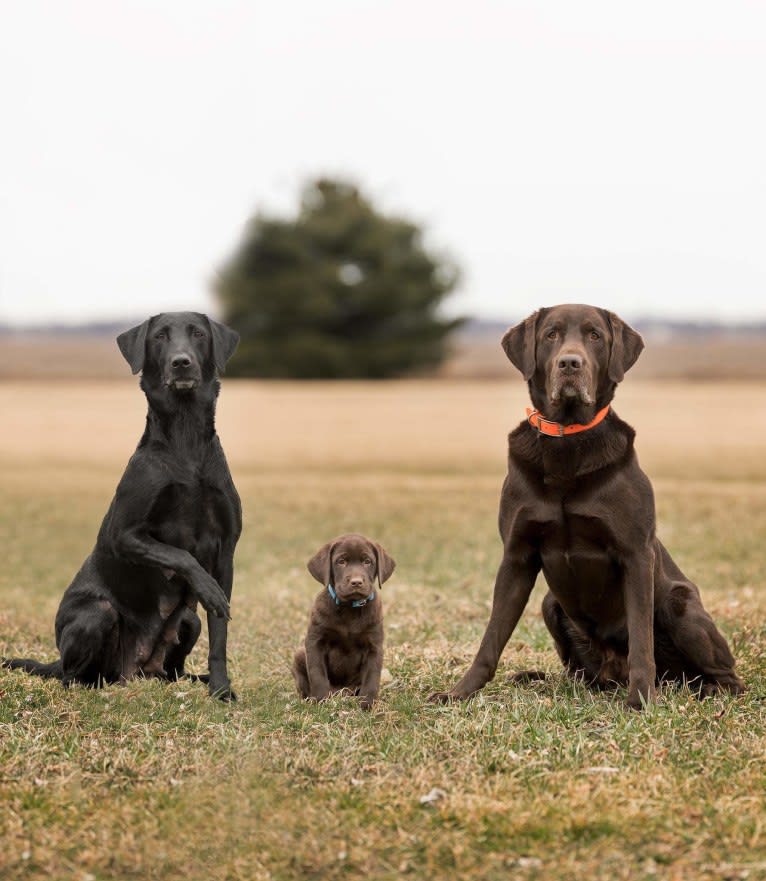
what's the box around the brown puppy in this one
[293,534,396,709]
[430,304,743,709]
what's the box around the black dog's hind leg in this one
[57,599,120,688]
[164,607,202,681]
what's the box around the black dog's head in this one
[117,312,239,394]
[502,304,644,424]
[307,534,396,604]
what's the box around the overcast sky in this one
[1,1,765,326]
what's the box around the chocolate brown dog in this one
[293,534,395,709]
[430,304,743,709]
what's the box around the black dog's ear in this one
[605,311,644,383]
[307,541,336,586]
[501,310,542,380]
[373,542,396,587]
[116,319,151,375]
[207,318,240,374]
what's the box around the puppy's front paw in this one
[427,690,465,705]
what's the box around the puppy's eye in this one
[546,330,559,341]
[363,558,373,566]
[192,329,205,338]
[589,331,600,341]
[154,330,167,340]
[336,558,347,566]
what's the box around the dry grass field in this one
[1,377,766,880]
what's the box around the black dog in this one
[4,312,241,700]
[430,304,743,709]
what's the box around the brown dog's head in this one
[501,304,644,424]
[307,534,396,603]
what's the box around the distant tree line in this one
[215,178,463,379]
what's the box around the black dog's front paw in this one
[209,680,237,702]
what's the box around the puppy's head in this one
[501,304,643,423]
[307,534,396,603]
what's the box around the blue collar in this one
[327,583,376,608]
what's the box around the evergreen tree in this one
[215,178,462,378]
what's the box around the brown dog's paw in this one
[699,678,746,699]
[509,670,547,684]
[626,685,656,710]
[428,690,464,704]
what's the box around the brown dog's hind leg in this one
[540,591,628,690]
[292,647,311,698]
[657,582,744,697]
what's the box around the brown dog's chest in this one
[521,501,629,637]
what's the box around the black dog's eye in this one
[546,329,559,341]
[589,331,600,341]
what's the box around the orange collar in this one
[526,405,610,437]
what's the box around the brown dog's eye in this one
[589,331,600,341]
[154,330,167,340]
[192,329,205,338]
[336,558,347,566]
[363,558,373,566]
[546,330,558,341]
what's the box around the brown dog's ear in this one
[501,310,541,380]
[307,541,336,585]
[605,311,644,383]
[373,542,396,586]
[117,319,151,375]
[206,317,240,374]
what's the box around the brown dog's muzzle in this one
[549,350,594,405]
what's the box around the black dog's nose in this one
[171,354,192,369]
[558,353,583,371]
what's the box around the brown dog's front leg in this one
[429,553,539,703]
[624,549,657,710]
[305,634,331,701]
[358,649,383,710]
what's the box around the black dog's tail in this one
[2,657,64,680]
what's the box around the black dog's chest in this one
[150,477,233,564]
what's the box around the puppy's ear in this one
[307,541,336,586]
[605,311,644,383]
[207,317,240,374]
[501,310,541,380]
[116,319,151,375]
[373,542,396,586]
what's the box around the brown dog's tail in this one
[2,657,64,679]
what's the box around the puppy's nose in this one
[558,353,583,371]
[171,354,192,369]
[349,576,364,588]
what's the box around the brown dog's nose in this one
[349,576,364,587]
[558,353,583,371]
